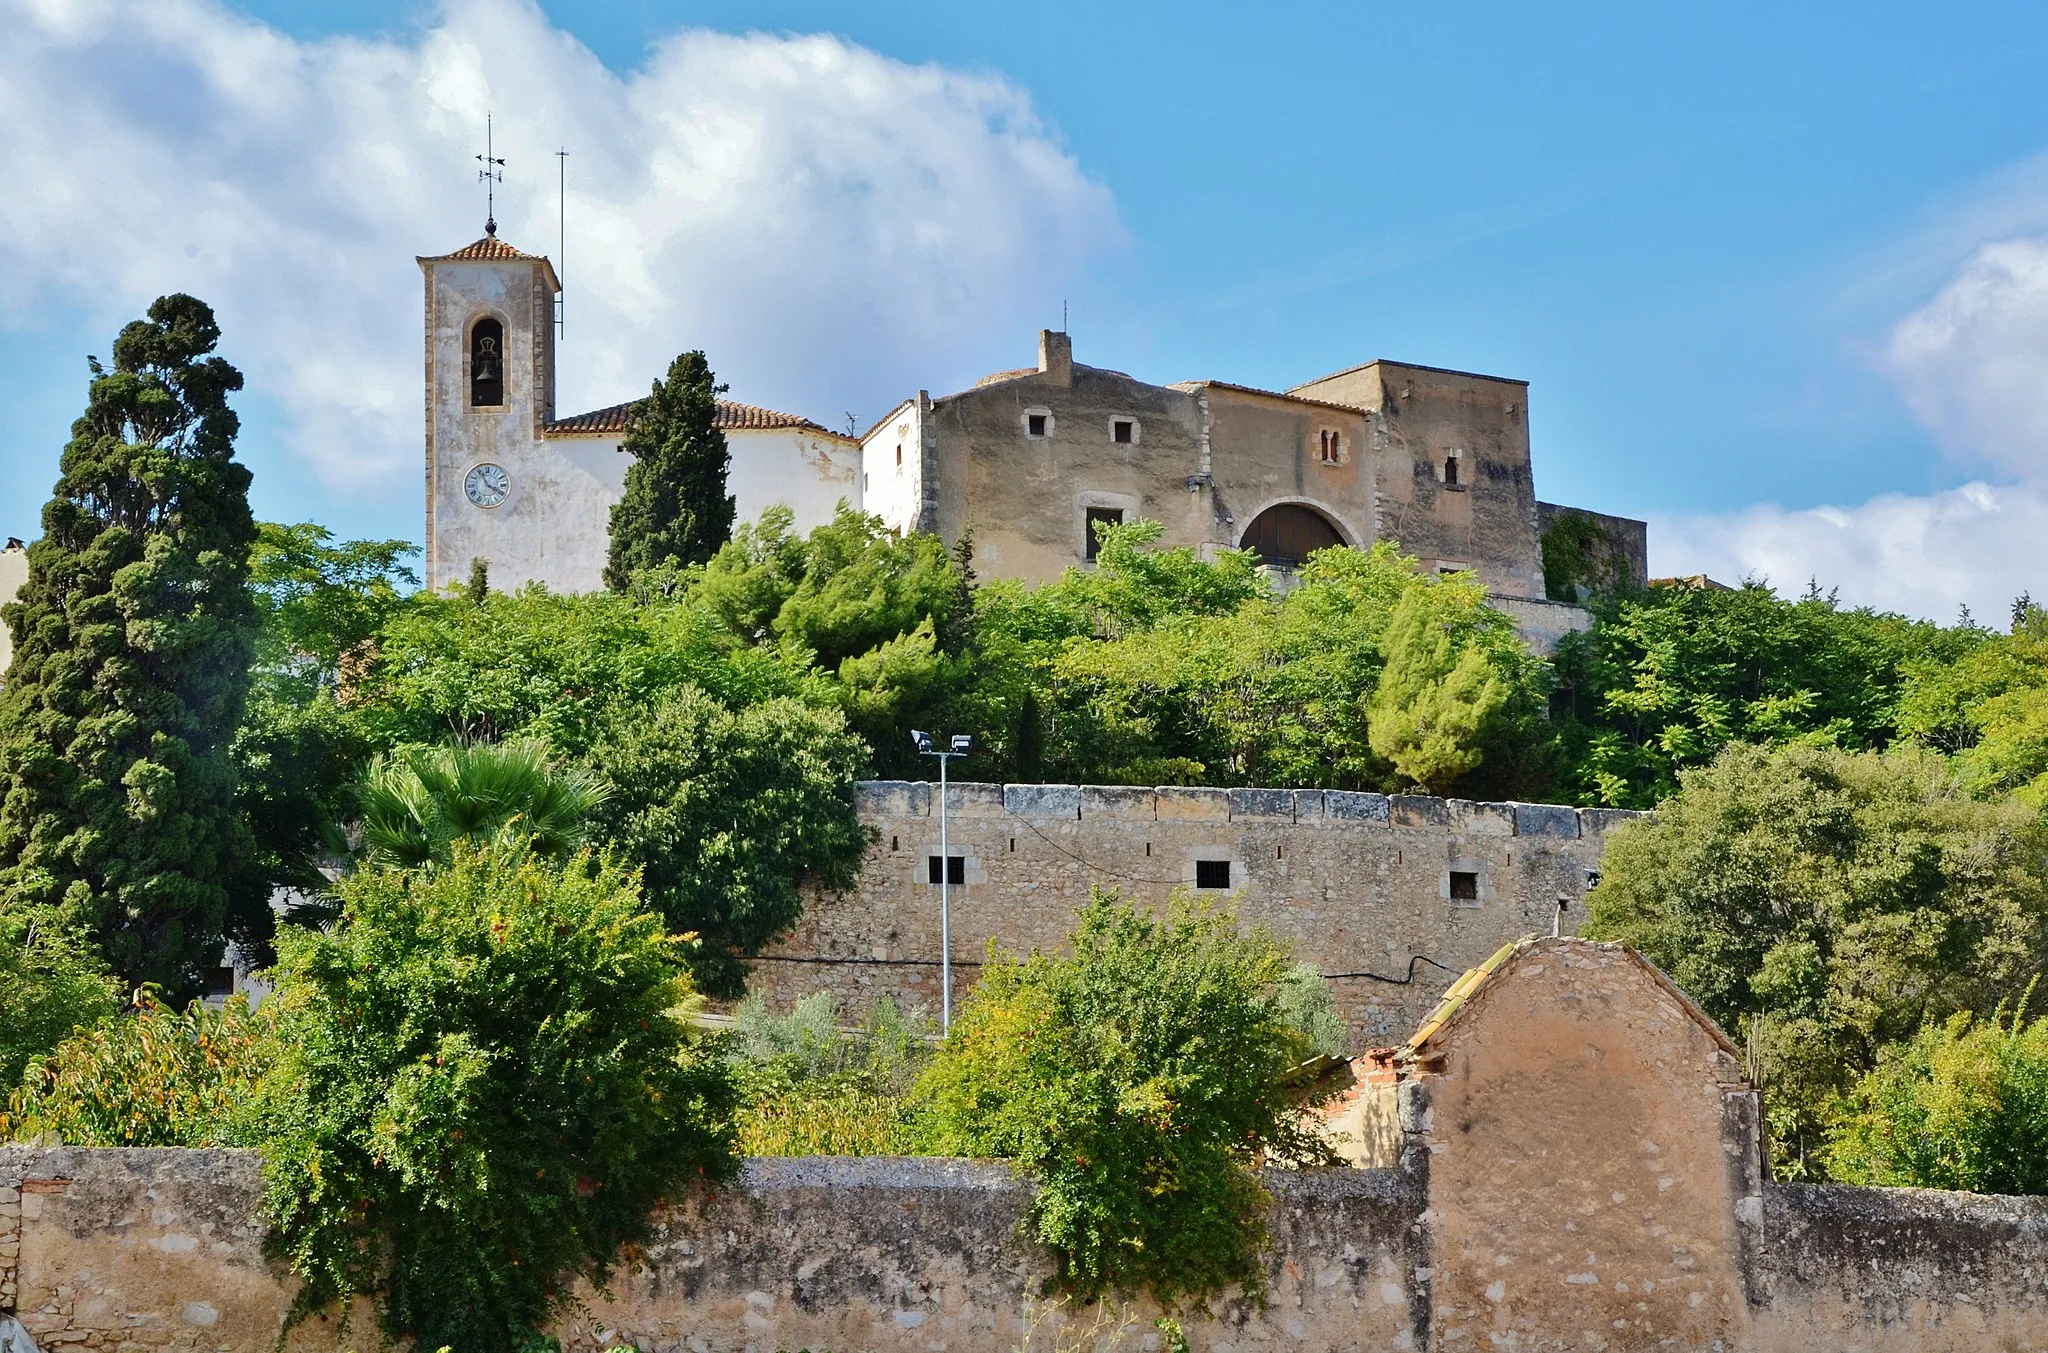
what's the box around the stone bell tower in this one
[418,230,562,591]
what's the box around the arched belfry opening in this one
[1239,503,1345,569]
[470,317,505,407]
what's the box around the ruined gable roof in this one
[543,398,849,439]
[1402,937,1743,1064]
[1168,379,1371,417]
[417,234,562,291]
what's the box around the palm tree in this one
[358,740,607,869]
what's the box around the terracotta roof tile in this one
[421,235,547,263]
[543,398,849,439]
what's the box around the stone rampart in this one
[755,781,1641,1042]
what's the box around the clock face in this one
[465,462,511,509]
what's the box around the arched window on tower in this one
[470,318,505,408]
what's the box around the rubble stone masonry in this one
[754,781,1641,1042]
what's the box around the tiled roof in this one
[421,234,547,263]
[543,398,849,438]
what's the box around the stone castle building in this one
[418,230,1646,610]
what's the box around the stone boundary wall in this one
[12,1149,2048,1352]
[756,781,1643,1042]
[0,1148,1425,1353]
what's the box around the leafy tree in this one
[358,740,607,869]
[257,846,739,1351]
[604,350,734,589]
[2,990,271,1147]
[0,912,117,1093]
[1367,580,1518,794]
[1552,580,1967,808]
[910,891,1331,1308]
[232,524,420,941]
[1827,999,2048,1195]
[587,686,869,995]
[1584,742,2048,1175]
[0,295,260,994]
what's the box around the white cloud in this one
[1884,237,2048,480]
[0,0,1119,500]
[1659,229,2048,622]
[1653,481,2048,623]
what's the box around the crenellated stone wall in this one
[754,781,1642,1044]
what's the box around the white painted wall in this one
[860,398,924,534]
[728,427,862,532]
[0,544,26,676]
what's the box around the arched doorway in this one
[1238,503,1345,569]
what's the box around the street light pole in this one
[912,730,972,1034]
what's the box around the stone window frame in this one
[917,848,985,889]
[1442,855,1489,908]
[1108,416,1142,446]
[1441,447,1468,490]
[1184,846,1241,893]
[1076,490,1141,564]
[463,308,514,416]
[1023,406,1056,440]
[1314,428,1348,466]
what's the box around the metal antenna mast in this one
[476,113,505,236]
[555,147,569,339]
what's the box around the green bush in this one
[255,846,740,1350]
[2,990,271,1147]
[0,914,117,1093]
[1584,742,2048,1175]
[1828,998,2048,1194]
[909,891,1332,1309]
[727,992,930,1157]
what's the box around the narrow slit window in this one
[1195,859,1232,890]
[1444,455,1461,486]
[1449,870,1479,901]
[895,443,903,466]
[926,855,966,885]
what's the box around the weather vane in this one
[477,113,506,236]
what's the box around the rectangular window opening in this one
[1009,837,1016,853]
[206,966,236,998]
[1195,859,1232,890]
[1113,420,1134,444]
[890,835,899,852]
[1444,457,1461,486]
[895,443,903,466]
[1028,413,1048,437]
[1449,870,1480,902]
[1085,506,1125,561]
[927,855,966,886]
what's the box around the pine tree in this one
[604,351,734,590]
[0,295,259,996]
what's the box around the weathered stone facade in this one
[861,332,1644,614]
[752,781,1641,1044]
[11,940,2048,1352]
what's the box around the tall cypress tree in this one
[0,295,259,996]
[604,350,735,590]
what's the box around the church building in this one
[418,230,1644,621]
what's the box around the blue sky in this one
[6,0,2048,617]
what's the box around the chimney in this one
[1038,329,1072,387]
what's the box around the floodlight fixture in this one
[950,734,973,753]
[911,729,933,754]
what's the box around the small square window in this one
[1085,506,1124,561]
[1449,870,1479,901]
[205,966,236,998]
[1027,412,1048,437]
[1113,419,1134,444]
[1195,859,1232,890]
[926,855,966,885]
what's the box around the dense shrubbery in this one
[256,846,739,1351]
[727,992,931,1156]
[1585,742,2048,1175]
[1827,998,2048,1194]
[911,891,1334,1308]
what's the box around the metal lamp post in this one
[912,730,972,1033]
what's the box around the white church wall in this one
[860,397,925,535]
[728,427,862,535]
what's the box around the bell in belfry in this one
[474,336,501,384]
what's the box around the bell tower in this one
[417,230,562,591]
